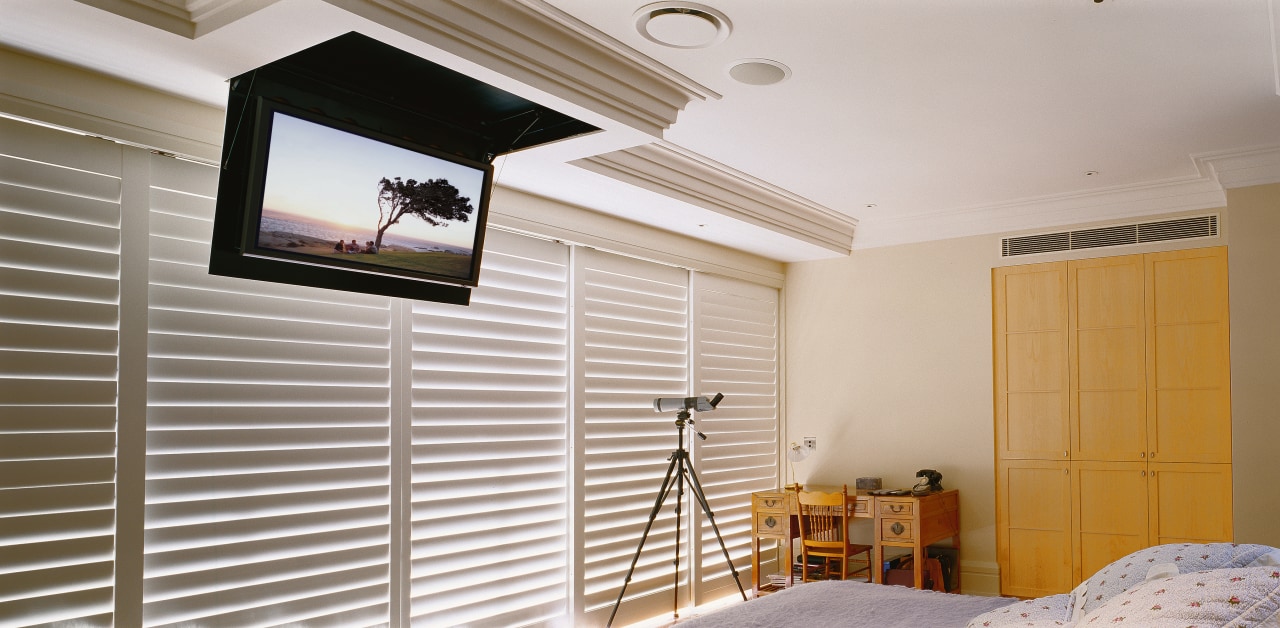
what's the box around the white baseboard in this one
[958,561,1001,597]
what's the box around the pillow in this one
[1145,562,1179,581]
[966,594,1073,628]
[1078,566,1280,627]
[1068,580,1088,623]
[1076,543,1279,616]
[1250,548,1280,567]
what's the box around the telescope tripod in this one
[605,410,747,627]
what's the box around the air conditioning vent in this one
[1002,231,1069,257]
[1071,224,1138,250]
[1001,214,1219,258]
[1138,214,1218,242]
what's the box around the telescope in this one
[653,393,723,414]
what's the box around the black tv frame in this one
[209,32,598,305]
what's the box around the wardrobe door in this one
[994,263,1070,460]
[1145,247,1231,463]
[1148,462,1233,544]
[1069,256,1146,461]
[1072,461,1148,584]
[997,460,1073,598]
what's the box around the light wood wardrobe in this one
[992,246,1232,598]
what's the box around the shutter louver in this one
[142,155,392,627]
[0,117,121,626]
[409,230,570,627]
[691,276,778,593]
[579,249,691,619]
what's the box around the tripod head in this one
[655,392,721,440]
[674,409,708,441]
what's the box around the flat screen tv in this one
[211,97,491,305]
[209,32,597,305]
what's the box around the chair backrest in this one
[795,485,849,546]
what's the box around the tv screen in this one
[252,104,489,286]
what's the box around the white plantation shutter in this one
[0,118,121,626]
[690,274,778,596]
[1,113,784,628]
[408,229,570,627]
[142,155,393,626]
[578,248,692,623]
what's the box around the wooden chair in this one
[794,484,873,582]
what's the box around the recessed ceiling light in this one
[1085,170,1100,176]
[728,59,791,86]
[634,2,731,49]
[864,203,878,208]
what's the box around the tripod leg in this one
[672,452,684,619]
[606,452,681,628]
[678,455,748,601]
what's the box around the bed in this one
[673,579,1012,628]
[674,543,1280,628]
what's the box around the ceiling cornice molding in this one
[0,45,224,162]
[323,0,718,138]
[574,142,857,256]
[489,186,785,288]
[855,183,1226,250]
[73,0,282,38]
[1195,144,1280,189]
[853,145,1280,249]
[853,178,1216,250]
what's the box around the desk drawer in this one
[879,500,914,517]
[755,512,788,537]
[852,497,871,517]
[754,493,788,512]
[880,518,915,543]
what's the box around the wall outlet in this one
[803,436,817,450]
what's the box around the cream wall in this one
[783,234,1001,592]
[1225,183,1280,548]
[783,189,1280,595]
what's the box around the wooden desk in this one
[872,489,960,590]
[750,487,959,595]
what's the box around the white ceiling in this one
[3,0,1279,261]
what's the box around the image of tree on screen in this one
[374,176,474,251]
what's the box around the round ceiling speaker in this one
[728,59,791,86]
[634,2,732,49]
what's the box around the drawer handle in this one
[891,522,905,535]
[889,504,906,513]
[764,499,781,508]
[765,516,777,528]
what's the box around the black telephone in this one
[912,469,943,495]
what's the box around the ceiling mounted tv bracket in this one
[226,32,599,164]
